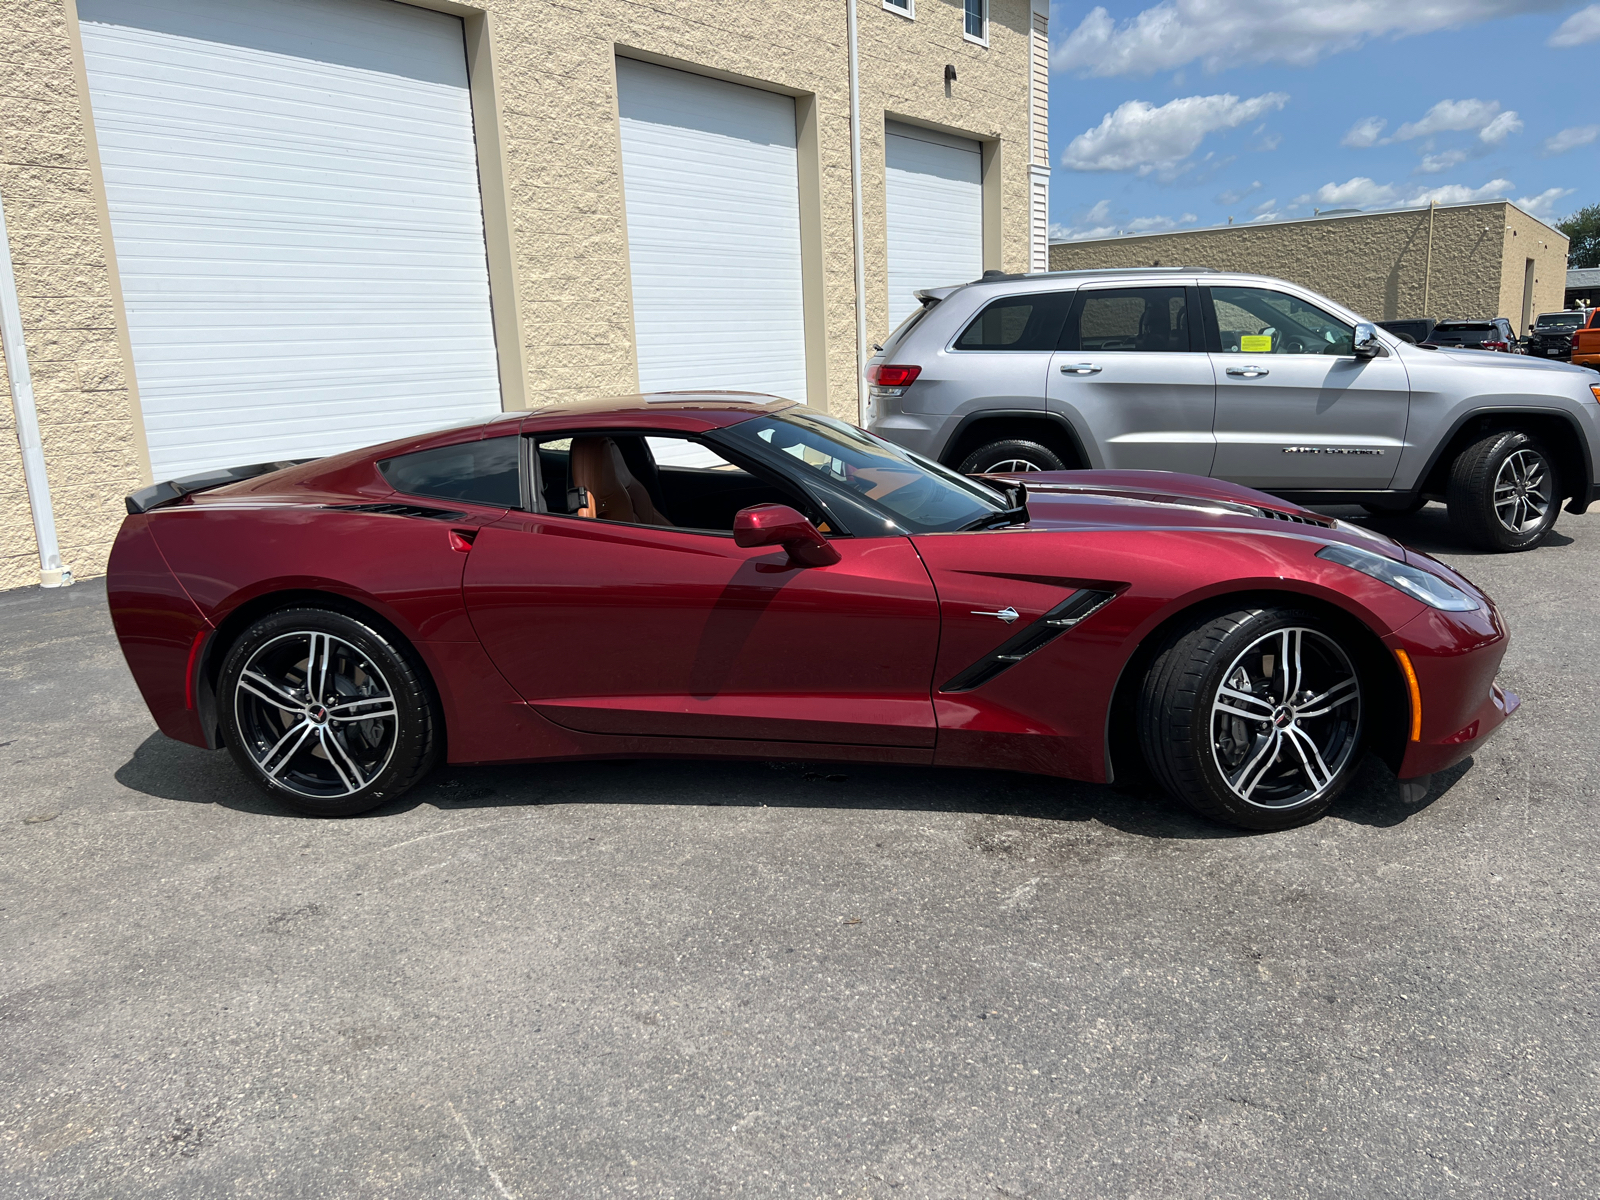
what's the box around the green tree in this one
[1560,203,1600,269]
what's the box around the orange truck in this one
[1573,308,1600,371]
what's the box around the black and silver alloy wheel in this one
[1138,606,1369,830]
[957,438,1066,476]
[1209,627,1361,810]
[219,607,438,816]
[1490,448,1551,536]
[1447,430,1560,552]
[234,631,398,799]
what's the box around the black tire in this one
[1360,497,1427,517]
[957,439,1066,475]
[1137,606,1365,831]
[218,607,439,816]
[1446,431,1560,552]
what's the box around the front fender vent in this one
[940,588,1118,694]
[1259,508,1330,527]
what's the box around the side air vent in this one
[1259,508,1330,527]
[941,588,1119,694]
[325,503,468,522]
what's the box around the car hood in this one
[1408,345,1575,373]
[991,469,1407,560]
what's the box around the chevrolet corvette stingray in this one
[108,394,1517,830]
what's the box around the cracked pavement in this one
[1,503,1595,1197]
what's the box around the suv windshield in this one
[721,408,1008,533]
[1535,313,1584,330]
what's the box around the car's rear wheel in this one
[1138,606,1365,831]
[218,607,438,816]
[957,439,1065,475]
[1446,431,1559,552]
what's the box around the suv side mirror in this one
[1353,322,1380,358]
[733,503,841,567]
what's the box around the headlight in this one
[1316,542,1478,611]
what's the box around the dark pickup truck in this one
[1526,311,1589,362]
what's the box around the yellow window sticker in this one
[1239,334,1273,353]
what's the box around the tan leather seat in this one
[569,436,673,526]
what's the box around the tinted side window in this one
[953,292,1074,351]
[380,436,520,508]
[1061,287,1190,353]
[1210,286,1354,355]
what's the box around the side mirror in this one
[1353,322,1380,358]
[733,504,841,567]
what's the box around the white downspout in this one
[0,187,71,588]
[847,0,869,426]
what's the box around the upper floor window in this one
[883,0,913,18]
[964,0,987,43]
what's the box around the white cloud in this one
[1342,117,1387,148]
[1516,187,1576,220]
[1417,150,1471,174]
[1251,198,1279,216]
[1393,99,1503,141]
[1062,92,1289,176]
[1544,125,1600,155]
[1550,4,1600,46]
[1052,1,1567,77]
[1216,180,1262,205]
[1052,208,1199,241]
[1314,177,1398,208]
[1477,111,1523,144]
[1409,179,1514,206]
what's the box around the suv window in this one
[379,436,520,508]
[953,292,1074,351]
[1534,313,1584,330]
[1061,287,1191,353]
[1209,286,1354,355]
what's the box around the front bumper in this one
[1389,604,1516,779]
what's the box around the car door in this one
[461,431,941,747]
[1204,285,1410,490]
[1046,283,1216,475]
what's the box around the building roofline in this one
[1050,197,1567,248]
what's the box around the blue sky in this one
[1047,1,1599,240]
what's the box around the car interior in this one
[533,433,825,533]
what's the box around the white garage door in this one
[885,122,984,330]
[77,0,502,480]
[616,58,807,402]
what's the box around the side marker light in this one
[1394,648,1422,742]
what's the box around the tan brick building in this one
[1049,201,1568,342]
[0,0,1050,589]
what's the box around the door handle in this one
[1060,363,1102,375]
[1226,366,1270,378]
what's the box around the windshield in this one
[1535,314,1584,330]
[721,408,1009,533]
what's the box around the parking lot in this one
[1,504,1595,1199]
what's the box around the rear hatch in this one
[1427,321,1495,348]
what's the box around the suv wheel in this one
[957,439,1065,475]
[1446,431,1559,552]
[218,607,439,816]
[1137,606,1364,831]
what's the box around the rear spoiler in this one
[125,459,318,515]
[913,287,959,303]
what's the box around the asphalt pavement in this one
[1,503,1595,1198]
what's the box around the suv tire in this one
[957,439,1065,475]
[1446,431,1560,552]
[1137,605,1364,831]
[219,607,439,816]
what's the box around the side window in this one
[1209,286,1354,355]
[953,292,1074,351]
[1061,287,1190,353]
[533,432,825,534]
[379,436,520,508]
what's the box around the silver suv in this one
[867,268,1600,551]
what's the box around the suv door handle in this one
[1060,363,1102,375]
[1226,366,1270,378]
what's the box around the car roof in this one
[525,391,795,418]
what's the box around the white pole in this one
[0,187,70,588]
[846,0,869,426]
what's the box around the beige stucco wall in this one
[1048,202,1569,333]
[0,0,1036,589]
[1498,204,1569,329]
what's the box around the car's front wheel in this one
[1446,431,1559,552]
[1137,606,1365,831]
[218,607,439,816]
[957,439,1066,475]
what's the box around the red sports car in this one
[108,394,1517,831]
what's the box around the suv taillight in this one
[1481,340,1507,351]
[868,364,922,388]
